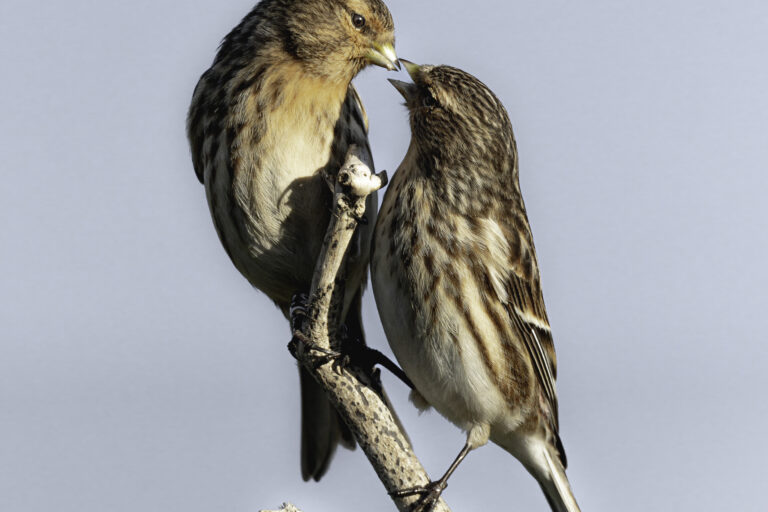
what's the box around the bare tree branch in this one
[260,504,303,512]
[282,146,451,512]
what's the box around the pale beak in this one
[388,79,417,101]
[366,42,400,71]
[388,59,421,101]
[399,59,422,80]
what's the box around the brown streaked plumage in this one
[187,0,397,481]
[372,62,580,511]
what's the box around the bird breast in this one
[210,65,349,303]
[234,67,346,241]
[373,164,521,432]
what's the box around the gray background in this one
[1,0,766,511]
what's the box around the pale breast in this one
[236,110,335,253]
[206,65,348,306]
[373,161,514,430]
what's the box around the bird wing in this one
[187,70,213,184]
[347,83,370,134]
[340,83,377,267]
[482,213,560,431]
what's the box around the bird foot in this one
[288,328,345,371]
[288,294,412,389]
[289,338,345,370]
[339,334,414,390]
[390,480,448,512]
[288,293,342,369]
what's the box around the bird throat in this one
[259,61,349,167]
[230,59,351,247]
[263,59,349,121]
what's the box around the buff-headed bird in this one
[373,62,581,512]
[187,0,398,481]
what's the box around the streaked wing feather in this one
[490,215,560,431]
[509,307,559,429]
[344,84,374,170]
[187,73,211,184]
[347,83,370,133]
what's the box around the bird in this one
[372,61,581,512]
[186,0,398,482]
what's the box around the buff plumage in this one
[187,0,397,481]
[373,63,580,512]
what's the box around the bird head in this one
[283,0,398,82]
[389,62,516,167]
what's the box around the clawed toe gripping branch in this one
[291,298,415,389]
[288,293,344,371]
[279,146,451,512]
[390,442,472,512]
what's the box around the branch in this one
[285,146,451,512]
[260,504,303,512]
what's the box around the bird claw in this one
[288,294,348,372]
[288,332,346,371]
[341,336,414,390]
[390,480,447,512]
[288,295,411,387]
[310,346,346,371]
[288,292,331,367]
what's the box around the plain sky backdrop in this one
[2,0,767,511]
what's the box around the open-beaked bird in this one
[372,62,581,512]
[187,0,398,481]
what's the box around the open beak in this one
[388,79,417,101]
[388,59,421,101]
[399,59,421,80]
[366,42,400,71]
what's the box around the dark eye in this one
[352,13,366,29]
[423,95,437,108]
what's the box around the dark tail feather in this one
[336,288,367,448]
[299,366,350,481]
[537,444,581,512]
[343,288,411,445]
[299,288,366,481]
[299,288,411,480]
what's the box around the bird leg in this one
[289,292,344,369]
[338,331,414,390]
[289,293,310,332]
[390,442,472,512]
[290,292,413,388]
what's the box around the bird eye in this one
[352,13,366,29]
[423,95,437,108]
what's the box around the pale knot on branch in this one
[337,144,388,199]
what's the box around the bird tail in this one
[536,444,581,512]
[299,288,365,481]
[299,288,409,480]
[299,366,355,481]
